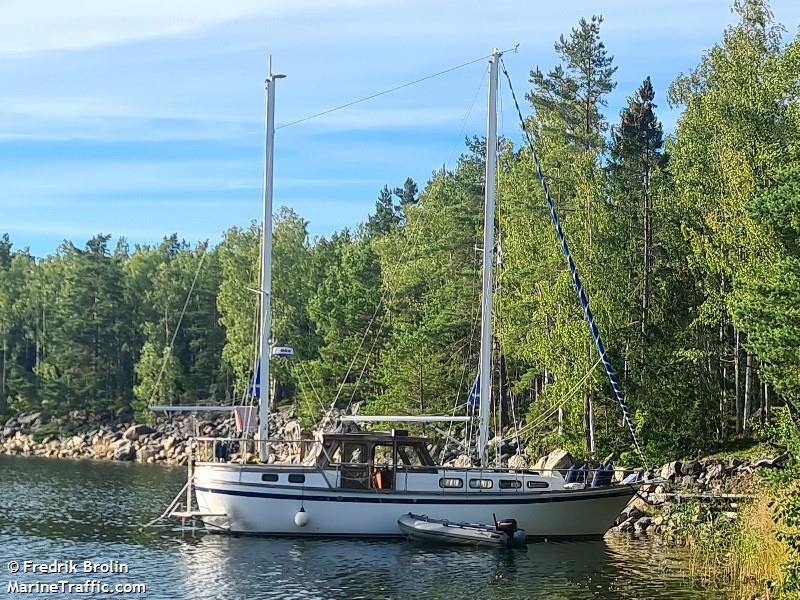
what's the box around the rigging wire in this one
[299,360,326,413]
[442,233,484,462]
[499,57,648,467]
[328,217,423,417]
[515,358,602,440]
[293,361,327,417]
[277,47,518,130]
[314,48,518,432]
[145,244,208,408]
[445,68,486,169]
[338,53,500,416]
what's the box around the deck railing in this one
[192,436,324,465]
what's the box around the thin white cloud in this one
[0,0,313,56]
[0,159,255,195]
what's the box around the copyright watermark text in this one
[5,558,146,595]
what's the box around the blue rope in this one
[500,60,647,465]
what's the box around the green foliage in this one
[129,238,225,417]
[306,231,383,411]
[35,236,131,415]
[217,224,260,399]
[761,408,800,594]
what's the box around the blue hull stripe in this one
[194,485,633,505]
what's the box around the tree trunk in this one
[418,361,425,436]
[1,341,5,396]
[642,168,651,340]
[719,313,727,442]
[743,350,752,434]
[499,352,510,430]
[584,392,596,457]
[734,329,742,434]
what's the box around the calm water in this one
[0,455,727,599]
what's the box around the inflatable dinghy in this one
[397,513,527,547]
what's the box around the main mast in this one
[258,58,285,462]
[477,49,501,467]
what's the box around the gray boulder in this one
[113,441,135,461]
[136,444,160,462]
[620,505,642,520]
[540,448,574,474]
[634,516,652,532]
[123,424,155,441]
[681,460,702,476]
[660,461,682,480]
[17,412,41,428]
[617,517,636,532]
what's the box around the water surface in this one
[0,455,726,599]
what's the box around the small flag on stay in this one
[249,362,261,400]
[467,373,480,407]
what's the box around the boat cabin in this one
[319,430,436,490]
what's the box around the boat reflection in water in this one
[174,533,724,599]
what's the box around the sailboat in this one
[173,50,638,539]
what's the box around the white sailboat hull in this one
[193,463,634,539]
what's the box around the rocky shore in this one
[610,454,786,538]
[0,409,303,466]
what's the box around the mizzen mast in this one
[258,57,285,462]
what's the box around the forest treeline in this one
[1,1,800,466]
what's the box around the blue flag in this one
[467,373,480,407]
[249,362,261,400]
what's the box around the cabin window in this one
[288,474,306,484]
[397,444,426,466]
[439,477,464,489]
[342,443,368,464]
[499,479,522,489]
[373,444,394,466]
[527,480,549,489]
[261,473,279,482]
[469,478,493,489]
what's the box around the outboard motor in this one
[495,517,527,547]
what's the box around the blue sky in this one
[1,0,798,257]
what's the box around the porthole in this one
[439,477,464,489]
[261,473,279,482]
[288,474,306,484]
[499,479,522,489]
[526,480,549,489]
[469,478,493,489]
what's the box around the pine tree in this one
[394,177,419,223]
[528,15,617,154]
[608,77,666,350]
[37,236,130,415]
[515,14,619,456]
[364,186,401,239]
